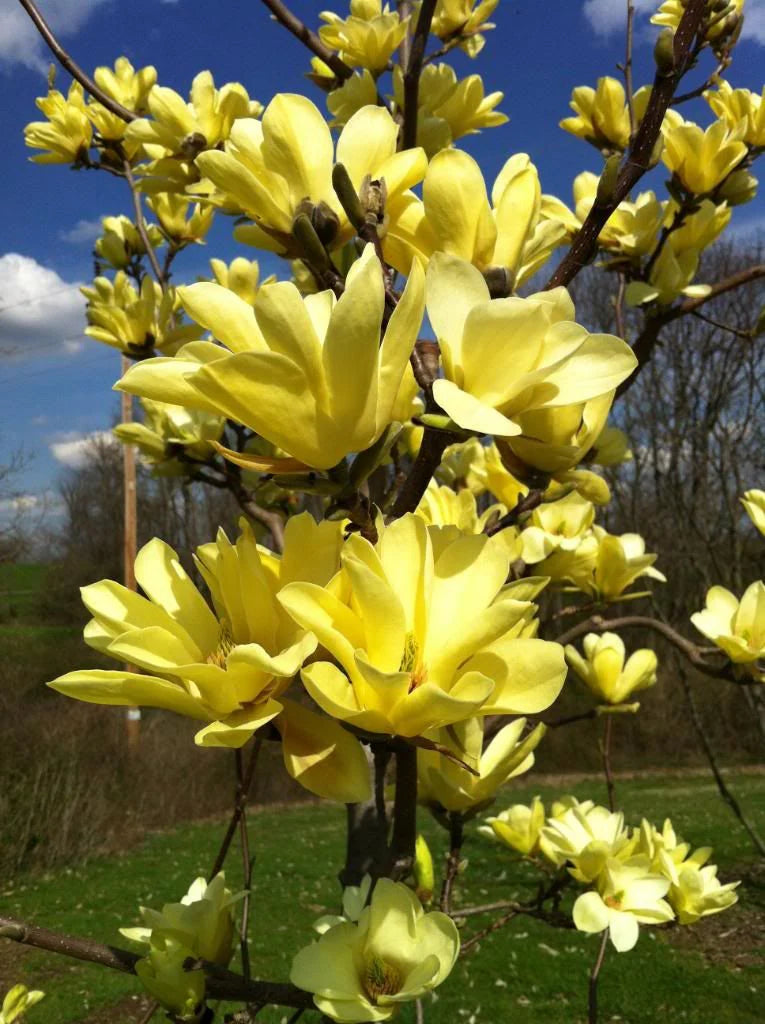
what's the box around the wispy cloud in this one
[0,253,86,360]
[0,0,108,74]
[583,0,765,44]
[49,430,116,468]
[59,218,105,245]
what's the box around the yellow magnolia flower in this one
[194,95,426,257]
[326,68,378,127]
[573,859,673,952]
[540,526,666,601]
[208,256,274,306]
[479,795,546,855]
[625,242,710,307]
[392,63,507,157]
[652,0,745,44]
[24,80,92,164]
[504,391,618,475]
[431,0,499,55]
[658,847,739,924]
[520,492,595,564]
[0,986,44,1024]
[565,632,658,705]
[418,717,545,812]
[147,193,214,244]
[121,873,240,966]
[411,150,565,291]
[121,246,424,472]
[87,56,157,140]
[690,582,765,665]
[291,879,459,1022]
[125,70,262,159]
[667,197,732,253]
[560,77,633,151]
[416,481,507,536]
[113,397,224,470]
[425,253,637,439]
[81,272,201,355]
[542,171,664,260]
[320,0,409,72]
[95,215,164,270]
[541,803,636,882]
[661,116,746,194]
[131,935,205,1021]
[438,438,490,495]
[718,166,758,205]
[706,80,765,147]
[742,489,765,535]
[587,424,632,467]
[278,514,567,738]
[49,515,343,748]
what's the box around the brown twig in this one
[258,0,353,80]
[485,488,545,536]
[601,714,616,811]
[676,661,765,857]
[545,0,707,291]
[16,0,137,122]
[209,738,262,880]
[402,0,438,150]
[236,749,255,984]
[439,812,464,914]
[678,264,765,314]
[459,909,518,955]
[588,929,609,1024]
[0,917,314,1009]
[387,741,419,879]
[623,0,636,137]
[121,155,166,287]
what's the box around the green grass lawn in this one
[0,564,47,622]
[2,773,764,1024]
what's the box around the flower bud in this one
[483,265,514,298]
[654,28,676,77]
[292,212,330,270]
[333,162,366,229]
[596,153,622,205]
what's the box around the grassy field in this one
[0,564,48,623]
[1,773,763,1024]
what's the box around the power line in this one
[0,284,84,316]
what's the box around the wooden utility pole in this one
[120,354,140,749]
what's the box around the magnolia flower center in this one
[400,633,428,692]
[206,624,236,669]
[363,954,402,1000]
[604,890,625,910]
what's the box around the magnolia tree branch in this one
[120,153,167,287]
[588,929,610,1024]
[258,0,353,80]
[0,917,314,1010]
[545,0,707,291]
[16,0,137,122]
[555,613,742,682]
[401,0,438,150]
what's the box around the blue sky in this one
[1,0,764,516]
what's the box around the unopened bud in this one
[349,422,402,487]
[292,213,330,271]
[413,835,435,905]
[181,132,208,159]
[359,174,387,227]
[647,135,664,169]
[596,153,622,205]
[332,162,366,230]
[483,266,514,298]
[654,28,676,76]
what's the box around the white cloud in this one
[0,0,108,74]
[49,430,116,468]
[59,217,105,244]
[0,253,86,360]
[583,0,765,44]
[582,0,654,37]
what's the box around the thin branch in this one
[402,0,438,150]
[209,738,262,880]
[121,155,166,287]
[601,714,616,811]
[690,308,754,340]
[678,264,765,314]
[677,662,765,857]
[485,488,545,536]
[624,0,636,137]
[16,0,137,122]
[258,0,353,80]
[0,917,314,1009]
[439,812,464,914]
[588,929,609,1024]
[236,749,255,984]
[545,0,707,291]
[459,910,518,955]
[387,741,418,879]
